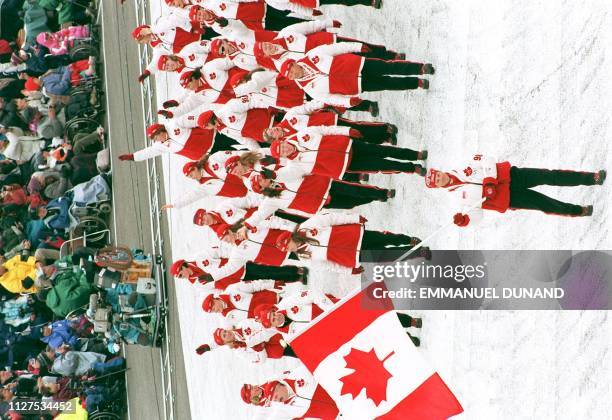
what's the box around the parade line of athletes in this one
[117,0,607,416]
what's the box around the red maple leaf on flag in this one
[339,348,395,406]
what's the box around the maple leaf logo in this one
[463,167,473,177]
[339,348,395,406]
[291,306,299,314]
[233,294,241,301]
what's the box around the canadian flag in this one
[289,283,464,419]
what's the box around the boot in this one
[418,79,429,90]
[579,205,593,216]
[411,317,423,328]
[413,164,427,176]
[297,267,309,284]
[594,170,606,185]
[407,333,420,347]
[368,101,380,117]
[417,150,428,160]
[421,63,435,75]
[419,247,432,260]
[358,173,370,182]
[386,189,396,199]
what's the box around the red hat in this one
[157,55,169,70]
[131,25,150,40]
[24,77,40,92]
[241,384,253,405]
[170,259,186,276]
[224,156,240,172]
[179,71,194,88]
[275,231,292,252]
[269,140,283,158]
[252,41,266,59]
[213,328,225,345]
[164,0,173,4]
[183,161,198,176]
[202,294,215,312]
[210,39,223,54]
[193,208,209,225]
[279,59,296,78]
[146,123,165,138]
[250,174,264,194]
[197,111,214,129]
[425,168,439,188]
[254,304,276,328]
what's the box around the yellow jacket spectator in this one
[0,254,38,294]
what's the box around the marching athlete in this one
[425,154,607,226]
[268,125,427,179]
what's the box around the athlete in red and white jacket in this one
[243,165,392,226]
[233,69,307,110]
[269,125,426,180]
[273,212,429,273]
[241,364,339,419]
[254,289,337,338]
[144,39,213,79]
[425,154,606,226]
[201,280,302,325]
[264,99,394,143]
[117,122,216,162]
[265,0,381,18]
[206,318,287,363]
[169,244,306,290]
[187,2,308,32]
[279,43,434,106]
[196,97,279,149]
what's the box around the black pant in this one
[275,211,308,224]
[337,36,398,60]
[325,180,388,209]
[210,132,239,154]
[396,313,415,328]
[509,167,596,216]
[264,7,309,31]
[361,59,422,91]
[283,345,298,358]
[321,0,372,5]
[360,230,415,252]
[348,140,418,173]
[244,262,301,282]
[338,117,392,144]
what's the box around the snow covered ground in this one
[146,0,612,418]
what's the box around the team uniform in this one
[425,154,605,226]
[278,43,429,106]
[270,125,423,179]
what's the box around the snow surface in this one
[146,0,612,418]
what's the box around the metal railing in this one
[132,2,175,420]
[59,229,111,258]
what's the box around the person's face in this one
[0,371,12,383]
[271,383,289,403]
[196,213,216,226]
[278,142,296,158]
[172,0,184,7]
[1,388,13,401]
[177,266,193,279]
[37,207,48,218]
[15,99,27,110]
[42,326,52,336]
[250,385,263,404]
[285,239,298,253]
[218,40,237,56]
[164,58,181,72]
[210,299,225,313]
[220,329,234,344]
[188,78,200,91]
[230,163,250,177]
[137,30,153,44]
[261,42,284,57]
[187,168,201,180]
[153,131,169,142]
[258,177,272,190]
[195,9,213,23]
[270,310,285,327]
[0,266,7,276]
[265,126,284,141]
[434,171,450,187]
[287,63,304,80]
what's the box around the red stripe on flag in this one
[378,373,464,420]
[290,283,393,371]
